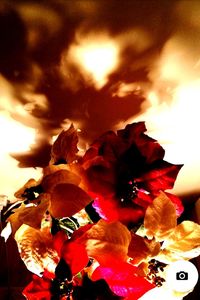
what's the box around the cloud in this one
[1,0,200,196]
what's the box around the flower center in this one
[118,180,139,205]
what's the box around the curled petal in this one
[82,130,125,164]
[50,124,79,164]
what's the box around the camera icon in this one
[176,271,188,280]
[166,261,198,292]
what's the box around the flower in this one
[66,219,155,299]
[23,270,54,300]
[128,192,200,266]
[91,261,154,299]
[2,122,199,300]
[81,122,183,222]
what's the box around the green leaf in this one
[58,217,78,236]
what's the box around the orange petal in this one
[49,183,91,218]
[128,233,160,264]
[42,169,81,193]
[50,124,79,164]
[7,194,50,234]
[82,219,131,265]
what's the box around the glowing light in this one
[131,79,200,195]
[0,111,36,153]
[144,87,200,158]
[0,111,41,199]
[69,36,119,88]
[125,36,200,195]
[78,43,117,82]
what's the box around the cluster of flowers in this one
[2,122,200,300]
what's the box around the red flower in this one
[93,196,144,223]
[91,261,154,299]
[60,224,93,275]
[53,230,69,256]
[23,225,91,300]
[81,122,183,222]
[23,271,54,300]
[61,240,89,275]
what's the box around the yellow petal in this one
[156,247,200,264]
[144,192,177,241]
[81,219,131,265]
[163,220,200,252]
[7,194,50,234]
[14,178,39,199]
